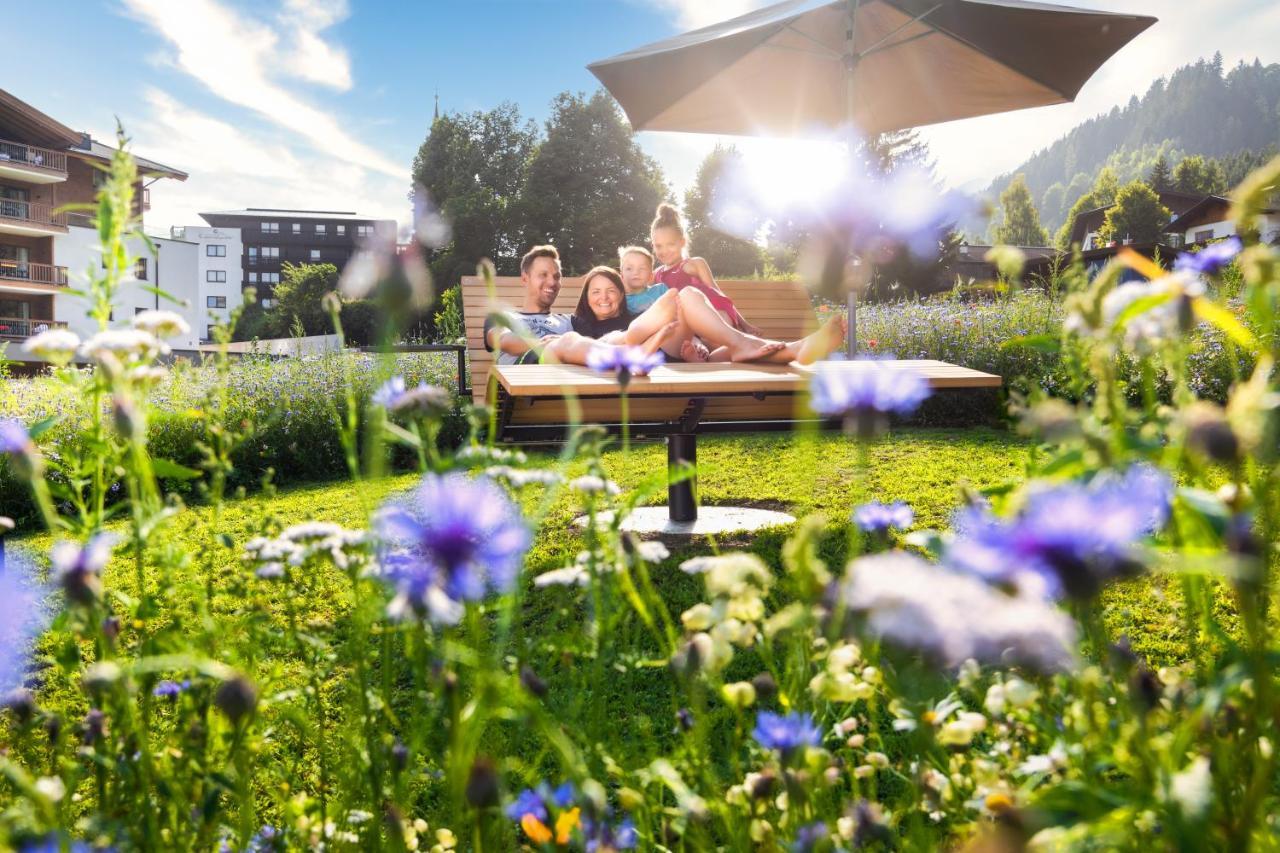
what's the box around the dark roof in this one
[0,88,81,149]
[200,208,394,223]
[1067,191,1219,246]
[69,136,188,181]
[1163,195,1235,233]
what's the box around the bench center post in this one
[667,433,698,522]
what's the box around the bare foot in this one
[729,339,787,363]
[641,320,680,356]
[795,315,849,365]
[680,338,711,362]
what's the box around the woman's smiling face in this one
[586,274,624,320]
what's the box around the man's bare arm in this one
[486,325,535,357]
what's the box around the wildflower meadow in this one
[1,139,1280,853]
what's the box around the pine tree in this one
[1147,154,1172,192]
[993,174,1050,246]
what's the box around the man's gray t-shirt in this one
[483,310,574,365]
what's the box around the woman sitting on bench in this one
[576,265,847,365]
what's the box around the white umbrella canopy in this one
[589,0,1157,138]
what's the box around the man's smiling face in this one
[523,256,562,311]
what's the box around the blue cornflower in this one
[505,788,548,823]
[945,464,1173,600]
[0,552,45,699]
[1174,237,1242,276]
[584,815,638,851]
[152,679,190,699]
[373,376,450,417]
[853,501,914,533]
[0,418,31,455]
[18,837,96,853]
[809,358,931,435]
[51,533,115,605]
[753,711,822,756]
[791,821,829,853]
[372,376,407,408]
[375,473,530,624]
[246,825,283,852]
[586,345,664,389]
[550,781,577,809]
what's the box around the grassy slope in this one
[8,427,1200,823]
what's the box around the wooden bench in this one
[461,275,1001,522]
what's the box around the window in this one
[206,269,227,283]
[207,295,227,308]
[315,223,327,236]
[247,247,258,265]
[309,249,321,261]
[206,244,226,257]
[135,258,148,280]
[248,272,258,283]
[260,221,279,234]
[206,325,215,341]
[261,298,275,309]
[292,223,301,235]
[261,246,279,259]
[336,225,346,237]
[1194,229,1215,243]
[356,224,373,238]
[262,272,280,284]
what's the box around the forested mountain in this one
[981,55,1280,237]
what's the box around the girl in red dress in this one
[650,203,764,336]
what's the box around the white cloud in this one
[121,0,399,177]
[112,89,406,234]
[647,0,771,30]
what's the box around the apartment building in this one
[0,88,187,364]
[197,208,396,304]
[171,225,245,341]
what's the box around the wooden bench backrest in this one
[461,275,817,404]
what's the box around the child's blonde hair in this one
[617,245,654,267]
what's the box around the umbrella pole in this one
[844,0,861,356]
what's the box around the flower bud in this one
[214,675,258,724]
[392,739,409,772]
[519,665,548,698]
[721,681,757,710]
[3,688,37,724]
[82,708,106,745]
[751,671,778,702]
[112,394,145,442]
[1184,402,1239,464]
[464,757,499,808]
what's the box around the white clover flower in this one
[132,309,190,339]
[534,566,589,587]
[485,466,563,488]
[79,328,167,363]
[633,541,669,563]
[1017,741,1068,776]
[569,475,621,495]
[680,602,715,631]
[281,521,346,542]
[23,328,81,364]
[1167,755,1212,818]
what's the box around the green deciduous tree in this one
[993,174,1050,246]
[1098,181,1171,245]
[1173,154,1228,195]
[1056,167,1121,249]
[684,145,762,276]
[263,263,340,338]
[410,103,538,286]
[515,91,666,273]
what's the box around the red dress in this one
[654,259,745,326]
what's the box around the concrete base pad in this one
[574,506,796,536]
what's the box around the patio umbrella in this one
[589,0,1156,349]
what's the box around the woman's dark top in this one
[572,311,632,339]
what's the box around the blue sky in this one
[5,0,1278,235]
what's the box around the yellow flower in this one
[555,807,581,844]
[521,814,552,845]
[984,792,1014,814]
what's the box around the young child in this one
[617,245,668,313]
[650,203,764,337]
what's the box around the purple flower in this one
[586,345,664,388]
[1,552,45,699]
[791,821,828,853]
[753,711,821,756]
[809,358,931,434]
[505,788,548,823]
[375,473,530,624]
[18,838,96,853]
[246,825,283,852]
[372,376,407,408]
[152,679,189,698]
[0,419,31,455]
[1174,237,1243,276]
[51,534,115,605]
[372,376,450,417]
[945,465,1173,600]
[584,815,638,851]
[853,501,914,533]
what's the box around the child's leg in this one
[624,289,680,345]
[676,289,785,362]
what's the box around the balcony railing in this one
[0,139,68,175]
[0,259,69,286]
[0,199,67,230]
[0,317,67,340]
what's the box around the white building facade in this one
[172,224,244,341]
[53,224,202,352]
